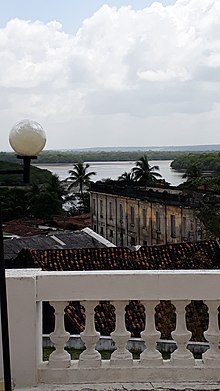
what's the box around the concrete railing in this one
[1,269,220,388]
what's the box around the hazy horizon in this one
[3,143,220,153]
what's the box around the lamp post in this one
[9,119,46,184]
[0,119,46,390]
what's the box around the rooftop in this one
[4,228,114,262]
[3,214,91,238]
[90,181,203,207]
[13,240,220,271]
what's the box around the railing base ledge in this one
[38,360,220,384]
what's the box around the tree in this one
[197,195,220,238]
[27,175,64,219]
[67,162,96,198]
[182,164,201,181]
[132,155,162,184]
[0,188,28,221]
[118,171,135,183]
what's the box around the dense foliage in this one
[0,150,186,164]
[0,161,52,186]
[0,161,65,220]
[171,152,220,172]
[174,155,220,237]
[197,195,220,238]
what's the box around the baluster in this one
[171,300,194,366]
[140,301,163,366]
[79,301,101,367]
[203,300,220,366]
[48,301,71,368]
[110,301,133,367]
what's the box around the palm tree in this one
[132,155,162,184]
[182,164,201,181]
[67,162,96,198]
[27,175,64,218]
[118,171,135,183]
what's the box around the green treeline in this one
[2,150,220,174]
[0,150,187,164]
[171,152,220,172]
[3,150,220,167]
[0,160,53,186]
[0,161,64,220]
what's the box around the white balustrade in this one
[140,300,163,366]
[48,301,71,368]
[203,300,220,366]
[110,300,133,366]
[79,300,101,367]
[3,269,220,388]
[171,300,194,366]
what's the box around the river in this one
[36,160,185,186]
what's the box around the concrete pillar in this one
[0,270,41,388]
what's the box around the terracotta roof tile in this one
[14,240,220,342]
[16,240,220,271]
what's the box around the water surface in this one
[36,160,185,186]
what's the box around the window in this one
[131,206,135,225]
[93,199,96,215]
[93,224,97,232]
[100,227,104,236]
[143,240,147,246]
[171,215,176,238]
[110,229,113,238]
[120,232,124,246]
[100,199,103,217]
[119,203,123,222]
[131,236,136,246]
[156,211,160,232]
[182,216,186,238]
[109,202,113,219]
[143,208,147,227]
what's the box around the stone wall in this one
[90,189,204,246]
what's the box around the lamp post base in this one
[17,155,37,184]
[0,379,14,391]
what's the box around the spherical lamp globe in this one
[9,119,46,156]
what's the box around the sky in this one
[0,0,220,151]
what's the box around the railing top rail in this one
[6,268,220,302]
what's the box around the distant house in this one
[90,182,207,246]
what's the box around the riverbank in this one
[35,160,185,186]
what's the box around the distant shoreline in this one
[34,159,173,166]
[35,160,184,186]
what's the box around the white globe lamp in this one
[9,119,46,156]
[8,119,46,184]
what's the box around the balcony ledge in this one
[2,269,220,389]
[15,381,220,390]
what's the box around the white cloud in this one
[0,0,220,149]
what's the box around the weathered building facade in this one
[90,182,206,246]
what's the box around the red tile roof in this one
[52,214,91,230]
[3,214,91,237]
[17,240,220,271]
[3,218,48,237]
[15,240,219,342]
